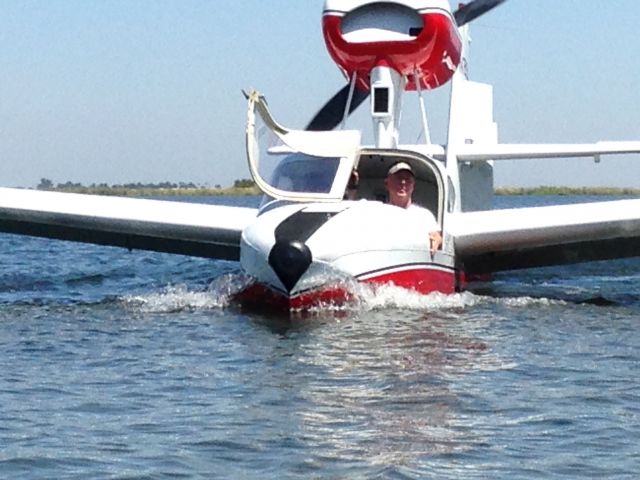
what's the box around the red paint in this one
[235,282,354,311]
[361,267,456,294]
[236,267,457,311]
[322,12,462,91]
[455,270,492,290]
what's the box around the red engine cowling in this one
[322,0,463,91]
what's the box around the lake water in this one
[1,195,639,479]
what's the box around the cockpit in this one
[350,150,443,223]
[245,90,444,223]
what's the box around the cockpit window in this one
[270,154,340,194]
[245,90,360,202]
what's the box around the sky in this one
[1,0,639,189]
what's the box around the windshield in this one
[270,153,340,193]
[245,90,361,202]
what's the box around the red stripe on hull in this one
[456,271,492,290]
[360,267,456,294]
[235,282,355,311]
[236,267,457,311]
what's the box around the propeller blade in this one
[453,0,506,27]
[306,84,369,131]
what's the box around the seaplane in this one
[2,0,640,310]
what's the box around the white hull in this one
[239,200,456,307]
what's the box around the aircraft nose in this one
[268,239,312,292]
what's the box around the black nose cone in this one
[268,240,312,292]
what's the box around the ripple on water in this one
[2,233,640,479]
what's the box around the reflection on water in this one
[241,308,503,473]
[2,195,640,478]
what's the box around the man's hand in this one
[429,231,442,255]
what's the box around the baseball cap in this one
[387,162,414,176]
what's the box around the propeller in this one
[305,84,369,131]
[306,0,507,131]
[454,0,506,27]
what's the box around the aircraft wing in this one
[413,142,640,163]
[0,187,258,260]
[454,142,640,162]
[448,199,640,274]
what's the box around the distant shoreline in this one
[35,186,261,196]
[494,186,640,196]
[30,185,640,197]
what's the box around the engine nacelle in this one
[323,0,463,91]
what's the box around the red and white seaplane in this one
[2,0,640,310]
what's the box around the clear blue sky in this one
[1,0,639,188]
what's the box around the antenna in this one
[370,65,405,148]
[340,72,358,130]
[414,71,432,145]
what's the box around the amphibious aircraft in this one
[2,0,640,310]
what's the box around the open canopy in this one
[246,90,361,202]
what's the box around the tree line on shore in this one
[35,178,259,196]
[34,178,640,197]
[494,186,640,196]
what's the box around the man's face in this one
[385,170,414,207]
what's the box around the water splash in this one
[301,279,564,314]
[121,273,252,313]
[119,271,566,315]
[121,285,225,313]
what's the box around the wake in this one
[119,273,564,314]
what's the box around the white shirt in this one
[407,203,439,231]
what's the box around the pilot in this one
[384,162,442,255]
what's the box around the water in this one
[1,196,639,479]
